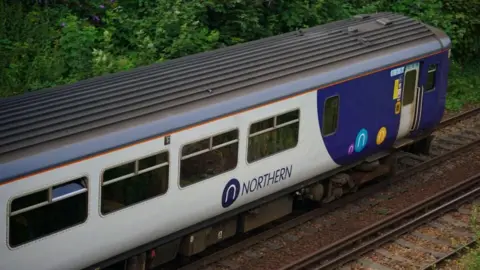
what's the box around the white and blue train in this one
[0,13,451,270]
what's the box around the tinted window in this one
[101,151,169,214]
[250,118,274,134]
[248,109,300,163]
[11,189,48,212]
[103,162,135,181]
[180,130,238,187]
[9,178,88,247]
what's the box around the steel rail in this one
[436,107,480,130]
[281,173,480,270]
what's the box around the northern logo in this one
[221,165,293,208]
[221,178,240,208]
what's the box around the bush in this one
[1,0,479,109]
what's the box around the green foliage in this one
[462,252,480,270]
[1,0,480,109]
[453,204,480,269]
[344,0,480,64]
[59,14,99,81]
[445,61,480,111]
[0,3,66,96]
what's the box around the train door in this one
[396,62,422,139]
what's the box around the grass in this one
[457,247,480,269]
[445,61,480,111]
[448,205,480,269]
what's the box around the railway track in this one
[281,172,480,270]
[174,107,480,270]
[395,108,480,176]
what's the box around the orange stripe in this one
[2,49,448,186]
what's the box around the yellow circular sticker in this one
[376,127,387,145]
[395,101,401,114]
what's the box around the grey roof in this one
[0,12,451,182]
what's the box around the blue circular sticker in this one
[355,128,368,153]
[221,178,240,208]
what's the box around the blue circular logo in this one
[222,178,240,208]
[355,128,368,153]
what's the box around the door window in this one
[402,69,417,105]
[425,64,437,91]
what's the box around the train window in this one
[322,96,339,136]
[403,69,417,105]
[101,151,169,215]
[103,162,135,182]
[425,64,437,91]
[10,189,48,212]
[180,129,239,187]
[247,109,300,163]
[8,177,88,247]
[181,138,210,156]
[250,118,274,134]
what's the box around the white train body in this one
[0,92,335,270]
[0,12,451,270]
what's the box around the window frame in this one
[99,150,170,216]
[178,128,239,188]
[322,95,340,137]
[246,108,300,164]
[424,63,438,92]
[7,176,89,248]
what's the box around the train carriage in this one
[0,12,450,270]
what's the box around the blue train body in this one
[318,51,449,165]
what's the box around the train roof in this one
[0,12,450,183]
